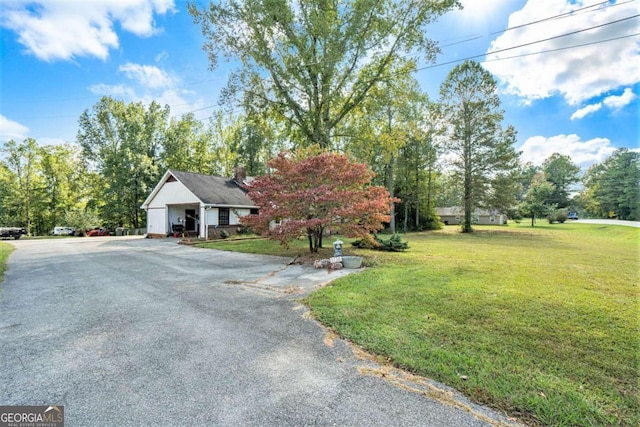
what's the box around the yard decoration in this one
[241,148,396,253]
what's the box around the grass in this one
[0,241,15,283]
[196,235,364,261]
[201,223,639,426]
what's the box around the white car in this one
[52,226,74,236]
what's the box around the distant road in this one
[575,219,640,228]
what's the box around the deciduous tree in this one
[521,172,555,226]
[189,0,458,149]
[161,113,215,174]
[583,149,639,220]
[541,153,580,208]
[241,148,395,252]
[77,97,169,229]
[1,139,42,235]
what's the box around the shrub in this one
[547,209,568,224]
[352,234,409,252]
[556,211,568,223]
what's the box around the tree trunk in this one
[387,157,396,234]
[462,102,473,233]
[403,201,408,233]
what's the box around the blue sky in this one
[1,0,638,170]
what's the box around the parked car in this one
[0,227,27,239]
[568,212,579,220]
[52,226,75,236]
[86,227,110,237]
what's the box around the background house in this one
[141,168,257,239]
[436,207,505,225]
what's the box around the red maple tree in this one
[241,150,396,253]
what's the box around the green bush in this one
[547,210,568,224]
[556,211,568,223]
[352,234,409,252]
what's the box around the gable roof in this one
[141,169,257,209]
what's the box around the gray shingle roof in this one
[169,170,256,207]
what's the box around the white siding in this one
[147,181,199,208]
[207,208,218,226]
[231,208,251,224]
[205,207,250,227]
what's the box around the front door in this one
[185,209,196,231]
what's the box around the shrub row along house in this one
[140,168,257,239]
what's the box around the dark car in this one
[86,227,110,237]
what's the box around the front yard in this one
[201,223,639,426]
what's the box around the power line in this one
[186,15,640,121]
[440,0,634,48]
[420,13,640,73]
[482,32,640,64]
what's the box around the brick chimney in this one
[233,165,246,184]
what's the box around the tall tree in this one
[436,60,520,232]
[37,143,89,234]
[161,113,215,174]
[77,97,169,229]
[396,108,441,231]
[241,148,395,253]
[1,139,42,235]
[189,0,459,149]
[541,153,580,208]
[583,149,640,220]
[342,64,427,233]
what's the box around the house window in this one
[219,208,230,226]
[490,215,495,223]
[250,208,259,215]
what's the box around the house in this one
[436,207,505,225]
[141,168,257,239]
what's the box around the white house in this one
[141,169,257,239]
[436,207,505,225]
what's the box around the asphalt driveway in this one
[1,237,518,426]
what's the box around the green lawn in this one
[202,223,639,426]
[0,241,15,283]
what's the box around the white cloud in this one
[455,0,519,23]
[89,62,206,118]
[0,0,175,61]
[570,102,602,120]
[519,134,617,168]
[88,83,137,99]
[483,0,640,105]
[603,87,637,109]
[155,50,169,63]
[119,63,176,89]
[0,115,30,143]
